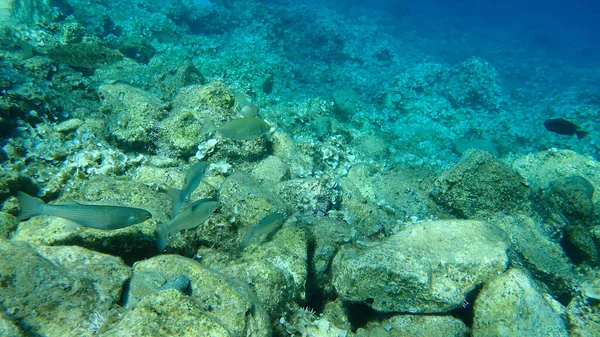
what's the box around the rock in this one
[102,290,233,337]
[0,310,25,337]
[444,57,503,111]
[124,271,191,309]
[9,0,57,25]
[332,220,510,313]
[159,61,205,99]
[210,133,270,164]
[0,212,18,238]
[0,239,130,337]
[513,149,600,266]
[430,150,530,218]
[221,260,293,317]
[172,81,234,112]
[157,108,207,158]
[490,215,576,298]
[304,216,355,292]
[46,43,124,69]
[128,254,271,336]
[544,176,599,265]
[275,177,338,217]
[332,88,361,121]
[271,131,314,177]
[219,172,285,226]
[251,155,290,184]
[546,176,595,224]
[340,163,430,238]
[222,225,308,316]
[99,83,166,151]
[33,245,131,307]
[349,134,390,161]
[453,138,499,157]
[356,315,469,337]
[54,118,84,133]
[0,170,36,204]
[513,149,600,203]
[567,294,600,336]
[472,268,568,337]
[279,306,348,337]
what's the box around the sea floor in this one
[1,0,600,336]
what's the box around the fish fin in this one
[167,188,183,218]
[64,222,81,231]
[199,118,216,136]
[16,191,44,220]
[156,223,169,252]
[576,130,589,140]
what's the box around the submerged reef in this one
[1,0,600,336]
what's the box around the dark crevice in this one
[450,285,481,328]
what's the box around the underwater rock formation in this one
[431,150,530,218]
[473,268,568,337]
[0,239,130,336]
[332,219,510,313]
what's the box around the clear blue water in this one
[341,0,600,67]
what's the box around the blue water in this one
[341,0,600,67]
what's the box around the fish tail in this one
[156,223,169,252]
[239,230,253,252]
[167,188,183,217]
[16,191,44,220]
[576,130,589,140]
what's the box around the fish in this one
[544,118,589,140]
[45,43,124,69]
[216,117,271,141]
[167,161,208,217]
[16,191,152,230]
[239,212,286,251]
[156,198,219,251]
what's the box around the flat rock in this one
[332,219,509,313]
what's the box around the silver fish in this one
[216,117,271,141]
[16,191,152,230]
[240,212,286,251]
[156,198,219,251]
[168,161,208,217]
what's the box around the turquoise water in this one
[0,0,599,336]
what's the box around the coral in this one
[195,138,218,160]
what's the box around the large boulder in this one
[472,268,568,337]
[431,150,530,218]
[0,239,130,337]
[124,254,271,337]
[332,219,509,313]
